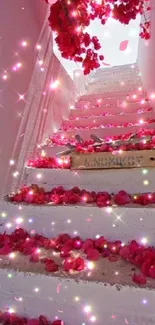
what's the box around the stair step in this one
[71,102,151,118]
[1,199,155,242]
[63,111,154,129]
[0,254,154,324]
[25,167,154,193]
[57,122,155,140]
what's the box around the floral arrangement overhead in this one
[43,0,150,74]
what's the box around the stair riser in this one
[57,123,155,140]
[1,201,155,243]
[76,94,146,107]
[71,102,150,118]
[25,167,154,194]
[63,111,154,128]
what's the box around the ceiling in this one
[53,15,141,79]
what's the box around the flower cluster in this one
[9,185,155,207]
[44,128,155,150]
[27,157,70,169]
[44,0,150,74]
[60,118,155,131]
[0,311,63,325]
[1,227,155,285]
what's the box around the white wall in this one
[137,1,155,97]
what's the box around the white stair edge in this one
[25,167,154,193]
[1,200,155,243]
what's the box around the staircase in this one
[42,64,154,156]
[0,64,155,325]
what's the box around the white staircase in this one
[0,64,155,325]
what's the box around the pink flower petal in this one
[119,40,129,51]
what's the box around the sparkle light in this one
[84,305,91,313]
[9,159,15,165]
[21,41,28,47]
[90,316,96,322]
[87,261,95,270]
[1,212,7,218]
[74,296,80,302]
[9,252,16,259]
[36,173,42,179]
[142,169,148,175]
[143,180,149,186]
[141,237,148,245]
[16,217,23,224]
[34,287,39,292]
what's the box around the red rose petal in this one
[87,248,100,261]
[149,265,155,278]
[132,273,146,285]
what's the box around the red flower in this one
[0,244,12,255]
[45,260,58,272]
[86,248,100,261]
[74,257,85,271]
[149,265,155,278]
[132,273,146,285]
[51,321,64,325]
[114,191,131,205]
[27,320,39,325]
[39,316,49,325]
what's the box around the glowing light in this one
[16,217,23,224]
[150,93,155,100]
[87,261,95,270]
[139,119,144,124]
[138,87,142,92]
[74,296,80,302]
[8,273,13,278]
[28,218,33,223]
[36,173,42,179]
[50,80,60,89]
[115,271,119,275]
[18,94,25,101]
[6,223,12,229]
[9,253,16,259]
[140,100,145,104]
[141,237,148,245]
[21,41,28,47]
[106,207,113,213]
[1,212,7,218]
[142,169,148,175]
[36,44,42,50]
[84,305,91,313]
[2,74,8,80]
[95,234,100,239]
[112,224,116,227]
[41,150,46,157]
[8,308,15,314]
[38,60,43,66]
[34,288,39,292]
[82,196,87,202]
[67,219,71,223]
[9,159,15,166]
[132,94,137,99]
[90,316,96,322]
[142,299,148,304]
[143,180,149,186]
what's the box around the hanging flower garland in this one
[43,0,150,74]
